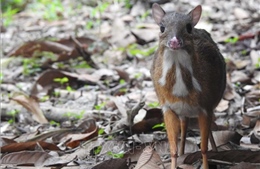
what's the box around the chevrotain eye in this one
[160,25,165,33]
[186,23,192,34]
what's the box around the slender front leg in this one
[198,112,211,169]
[180,117,188,155]
[164,108,180,169]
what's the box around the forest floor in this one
[1,0,260,168]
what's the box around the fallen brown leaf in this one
[92,158,128,169]
[65,119,98,148]
[1,141,60,153]
[134,146,163,169]
[11,94,48,123]
[181,150,260,165]
[1,151,50,166]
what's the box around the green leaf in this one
[255,58,260,68]
[127,44,157,58]
[94,102,106,110]
[147,102,159,108]
[107,151,124,158]
[94,146,102,155]
[50,120,60,126]
[119,79,126,84]
[53,77,69,84]
[98,128,105,135]
[40,95,50,102]
[66,86,73,92]
[152,123,165,129]
[224,37,239,44]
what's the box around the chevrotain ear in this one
[152,3,165,25]
[188,5,202,26]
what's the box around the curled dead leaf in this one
[134,146,163,169]
[11,94,48,123]
[65,119,98,148]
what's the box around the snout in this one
[168,37,182,50]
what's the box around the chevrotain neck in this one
[160,48,201,97]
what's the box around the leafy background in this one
[1,0,260,168]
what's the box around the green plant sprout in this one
[127,44,157,58]
[90,2,109,18]
[224,37,239,44]
[85,1,110,31]
[66,86,74,92]
[119,79,126,85]
[107,151,124,158]
[40,95,50,102]
[64,111,85,120]
[86,21,94,30]
[94,102,106,110]
[0,73,3,84]
[53,77,69,85]
[141,10,149,20]
[33,51,58,61]
[134,72,142,79]
[255,58,260,69]
[119,88,127,93]
[29,0,65,21]
[49,120,60,126]
[123,0,132,9]
[73,60,91,69]
[107,135,114,140]
[94,145,102,155]
[147,102,159,108]
[7,110,19,124]
[240,50,247,56]
[152,122,165,131]
[3,7,19,27]
[22,58,42,76]
[53,91,61,97]
[98,128,105,135]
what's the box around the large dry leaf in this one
[231,71,250,83]
[30,69,100,97]
[210,131,241,149]
[25,128,78,143]
[230,162,259,169]
[134,146,163,169]
[124,144,147,162]
[92,159,128,169]
[181,150,260,165]
[215,99,229,112]
[1,151,50,166]
[7,41,72,58]
[7,37,100,61]
[65,119,98,148]
[113,68,130,82]
[11,94,48,123]
[1,141,60,153]
[131,29,158,44]
[1,137,17,147]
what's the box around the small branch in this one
[71,37,99,69]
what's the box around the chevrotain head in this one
[152,3,202,51]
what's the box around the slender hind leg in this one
[198,112,211,169]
